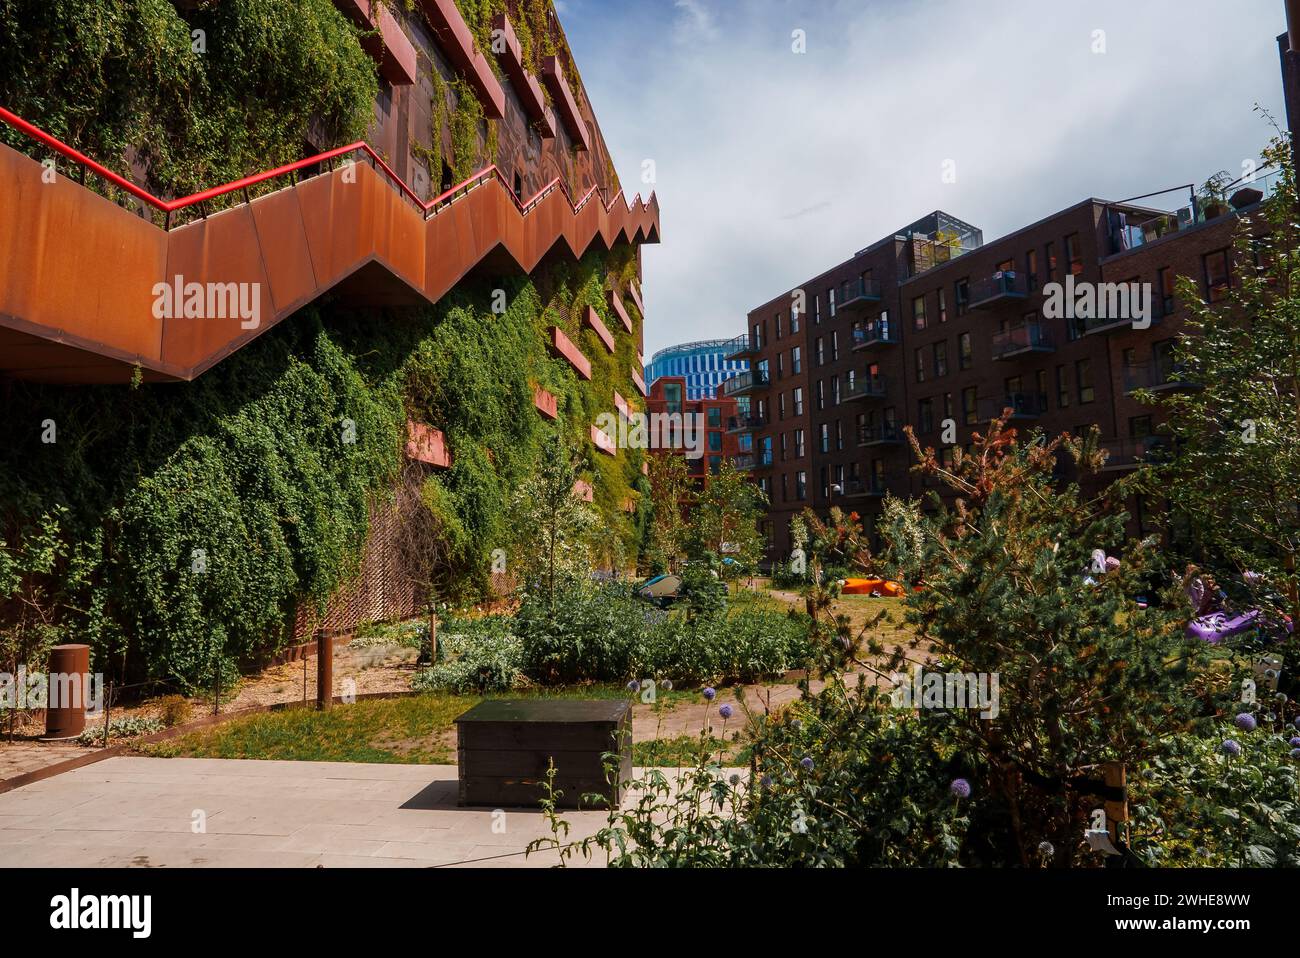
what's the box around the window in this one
[816,380,825,411]
[780,432,788,461]
[955,279,970,316]
[1046,242,1058,283]
[1036,369,1049,404]
[791,346,802,374]
[791,308,800,335]
[915,348,927,384]
[793,387,804,416]
[1026,249,1038,292]
[1056,365,1070,408]
[776,353,783,380]
[775,312,783,339]
[962,386,978,425]
[820,466,829,500]
[1076,358,1095,404]
[707,407,721,427]
[794,429,806,458]
[938,289,948,324]
[1158,267,1175,316]
[778,393,786,421]
[933,341,948,378]
[753,322,764,350]
[1005,374,1023,396]
[1129,414,1153,439]
[832,376,841,405]
[918,397,935,434]
[816,336,825,366]
[708,455,721,474]
[913,295,928,331]
[814,295,821,324]
[1204,249,1230,303]
[781,474,789,502]
[958,332,973,370]
[708,431,722,452]
[1065,233,1083,275]
[796,471,807,501]
[830,330,839,362]
[828,288,836,317]
[943,392,954,422]
[835,420,844,450]
[819,423,830,453]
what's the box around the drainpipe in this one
[1288,0,1300,53]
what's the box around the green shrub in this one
[77,715,164,745]
[155,694,192,728]
[412,616,525,695]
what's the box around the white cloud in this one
[568,0,1287,356]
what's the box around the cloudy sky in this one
[559,0,1290,358]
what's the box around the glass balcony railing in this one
[726,413,766,433]
[977,392,1048,421]
[852,320,898,349]
[843,375,887,401]
[857,423,905,446]
[991,322,1054,359]
[1122,361,1198,394]
[1100,436,1171,472]
[969,270,1029,308]
[734,449,773,471]
[843,476,890,498]
[722,333,760,361]
[837,278,883,315]
[722,369,770,396]
[1107,168,1284,255]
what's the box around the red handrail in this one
[0,104,654,229]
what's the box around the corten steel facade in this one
[645,376,740,485]
[0,0,658,385]
[733,185,1278,562]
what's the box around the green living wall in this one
[0,0,649,688]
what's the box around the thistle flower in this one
[703,687,716,701]
[718,703,734,720]
[1291,749,1300,761]
[661,679,674,691]
[800,756,815,771]
[626,680,640,692]
[729,774,740,786]
[950,778,971,799]
[791,719,803,731]
[1221,739,1242,757]
[1038,841,1055,860]
[1234,713,1257,732]
[760,774,773,787]
[1289,737,1300,748]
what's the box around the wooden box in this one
[454,699,633,809]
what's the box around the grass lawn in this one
[140,684,697,765]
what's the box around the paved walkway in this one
[0,757,626,868]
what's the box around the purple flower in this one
[626,680,640,692]
[800,756,815,771]
[661,679,674,691]
[760,774,773,788]
[728,773,740,786]
[703,687,716,701]
[949,778,972,799]
[1234,713,1257,732]
[718,704,734,720]
[1294,717,1300,730]
[1291,749,1300,761]
[1221,739,1242,757]
[1290,737,1300,748]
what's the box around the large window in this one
[958,332,973,370]
[915,348,927,383]
[819,422,830,453]
[1204,249,1231,303]
[913,295,928,331]
[793,387,804,416]
[1065,233,1084,275]
[962,386,978,425]
[1076,358,1095,404]
[791,346,802,374]
[938,289,948,323]
[933,341,948,378]
[955,279,970,316]
[794,429,806,458]
[707,407,721,427]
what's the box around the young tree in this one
[645,453,691,574]
[509,431,597,609]
[1150,132,1300,640]
[390,463,460,662]
[687,461,768,583]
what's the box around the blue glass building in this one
[644,339,750,401]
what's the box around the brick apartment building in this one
[646,376,740,484]
[728,132,1289,562]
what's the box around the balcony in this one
[843,375,887,401]
[734,449,774,471]
[843,476,890,498]
[1105,169,1283,255]
[851,319,898,351]
[723,369,771,397]
[726,414,766,434]
[722,333,761,361]
[1080,310,1159,337]
[1100,436,1170,472]
[991,322,1054,360]
[1122,361,1199,395]
[857,423,905,447]
[969,270,1029,309]
[977,392,1048,421]
[837,278,883,317]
